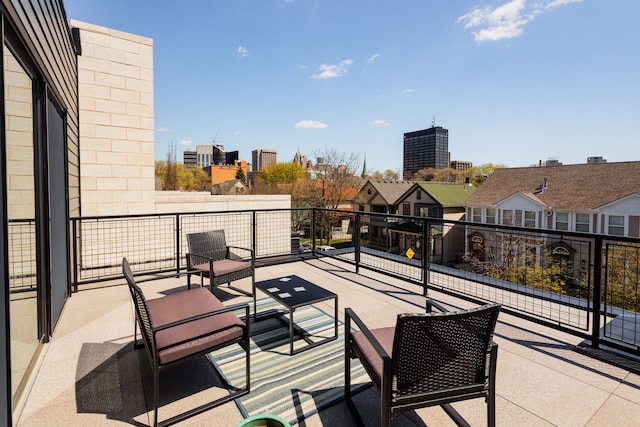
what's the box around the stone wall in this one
[74,20,155,216]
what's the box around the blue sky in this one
[64,0,639,174]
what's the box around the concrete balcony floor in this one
[16,257,640,426]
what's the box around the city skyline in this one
[64,0,640,173]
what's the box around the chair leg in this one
[153,363,159,427]
[344,317,365,427]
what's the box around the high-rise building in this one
[250,149,278,183]
[212,144,239,166]
[195,145,214,168]
[252,149,278,171]
[403,126,449,180]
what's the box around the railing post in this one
[311,208,316,251]
[175,213,181,276]
[591,236,603,349]
[422,219,430,297]
[354,213,361,274]
[72,218,78,292]
[252,210,257,265]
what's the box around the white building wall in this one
[74,20,155,216]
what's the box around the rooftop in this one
[16,257,640,426]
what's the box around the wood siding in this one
[3,0,79,215]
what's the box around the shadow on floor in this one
[75,340,236,425]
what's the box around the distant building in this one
[251,149,278,182]
[211,179,248,195]
[587,156,607,164]
[210,160,248,185]
[450,160,473,183]
[183,149,196,167]
[195,145,214,168]
[213,144,239,165]
[293,150,313,169]
[403,126,449,180]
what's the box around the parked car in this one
[299,243,311,253]
[316,245,336,252]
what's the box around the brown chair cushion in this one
[351,327,395,389]
[193,259,252,276]
[147,287,245,365]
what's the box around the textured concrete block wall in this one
[74,20,155,216]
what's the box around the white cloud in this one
[371,119,390,127]
[294,120,328,129]
[545,0,583,9]
[456,0,582,42]
[238,45,249,57]
[311,59,354,79]
[179,139,192,146]
[233,131,241,136]
[157,126,171,132]
[368,53,380,63]
[401,88,416,94]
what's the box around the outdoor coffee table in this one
[254,276,338,355]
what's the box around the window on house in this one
[486,208,496,224]
[502,210,513,226]
[416,190,421,200]
[524,210,536,228]
[402,203,410,216]
[575,213,590,233]
[608,215,625,236]
[555,212,569,231]
[472,207,482,223]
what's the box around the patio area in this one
[16,256,640,426]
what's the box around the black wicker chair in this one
[186,230,255,296]
[122,258,250,427]
[345,303,501,427]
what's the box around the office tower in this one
[403,126,449,180]
[252,149,278,172]
[195,145,214,168]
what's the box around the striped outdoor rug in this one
[208,298,370,426]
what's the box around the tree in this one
[370,169,400,181]
[468,164,506,187]
[298,148,362,244]
[155,160,210,191]
[257,162,305,187]
[235,165,247,185]
[413,167,461,183]
[164,141,178,190]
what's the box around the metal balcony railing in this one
[62,207,640,358]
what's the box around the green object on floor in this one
[235,413,290,427]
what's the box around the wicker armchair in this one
[345,303,501,427]
[122,258,250,427]
[186,230,255,296]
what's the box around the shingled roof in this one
[465,162,640,210]
[365,180,415,205]
[416,182,477,207]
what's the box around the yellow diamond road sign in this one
[406,248,415,259]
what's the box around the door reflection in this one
[4,42,40,405]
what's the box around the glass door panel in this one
[4,42,40,403]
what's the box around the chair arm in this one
[187,252,214,267]
[152,301,250,332]
[425,297,449,313]
[345,307,390,361]
[226,245,254,259]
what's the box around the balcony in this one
[13,209,640,425]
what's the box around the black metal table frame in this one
[253,276,338,355]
